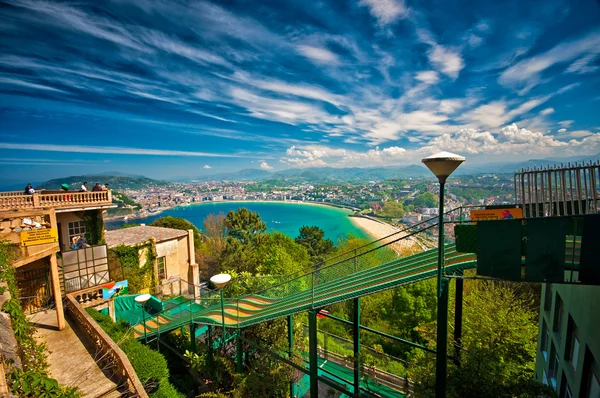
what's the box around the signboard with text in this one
[20,228,58,247]
[470,208,523,221]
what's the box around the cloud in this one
[0,143,246,157]
[558,128,567,133]
[499,30,600,90]
[0,76,66,93]
[540,108,555,115]
[428,45,464,78]
[559,120,574,128]
[203,165,212,169]
[296,45,340,65]
[359,0,408,26]
[414,71,440,85]
[259,161,273,170]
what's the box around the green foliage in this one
[9,369,81,398]
[120,339,169,393]
[0,243,80,397]
[410,192,438,208]
[86,308,182,396]
[37,175,168,191]
[86,308,130,341]
[110,243,154,293]
[112,191,142,209]
[377,201,406,219]
[79,210,104,245]
[409,279,552,398]
[225,208,266,245]
[150,216,202,250]
[255,232,311,275]
[295,226,335,264]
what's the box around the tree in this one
[409,279,556,398]
[411,192,438,208]
[377,201,406,219]
[225,208,266,245]
[295,226,335,265]
[150,216,202,250]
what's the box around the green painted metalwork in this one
[190,323,196,353]
[236,329,243,373]
[454,225,476,253]
[580,215,600,284]
[354,298,361,398]
[309,310,318,398]
[436,277,449,398]
[288,315,294,398]
[476,219,523,281]
[454,277,463,366]
[525,217,567,282]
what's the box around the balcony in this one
[0,190,114,212]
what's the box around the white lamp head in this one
[210,273,232,289]
[135,293,151,305]
[422,151,465,181]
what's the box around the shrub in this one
[150,382,186,398]
[119,338,169,393]
[85,308,130,341]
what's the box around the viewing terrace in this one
[0,190,114,212]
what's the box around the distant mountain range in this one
[36,175,169,191]
[8,153,598,191]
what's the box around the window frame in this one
[157,256,167,280]
[67,221,86,246]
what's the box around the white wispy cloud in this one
[359,0,408,26]
[414,71,440,85]
[203,165,212,169]
[499,29,600,90]
[428,45,464,79]
[0,143,245,157]
[540,108,555,115]
[296,45,340,65]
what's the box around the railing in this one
[0,190,112,211]
[65,295,148,397]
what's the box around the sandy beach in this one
[350,216,422,255]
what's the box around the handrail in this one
[0,190,112,211]
[64,295,148,397]
[246,206,473,298]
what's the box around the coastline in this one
[349,215,420,254]
[105,199,359,222]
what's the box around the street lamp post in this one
[135,293,151,344]
[422,151,465,398]
[210,273,232,345]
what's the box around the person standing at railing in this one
[80,182,88,192]
[92,183,102,192]
[24,184,35,194]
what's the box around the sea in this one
[105,201,368,242]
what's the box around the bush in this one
[150,382,186,398]
[85,308,130,341]
[119,338,170,393]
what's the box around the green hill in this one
[36,175,168,191]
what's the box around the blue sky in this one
[1,0,599,183]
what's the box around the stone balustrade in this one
[0,190,112,211]
[65,295,148,397]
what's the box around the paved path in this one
[28,310,121,398]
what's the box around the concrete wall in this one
[535,283,600,396]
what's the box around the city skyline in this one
[1,0,599,183]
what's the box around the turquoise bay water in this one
[106,201,367,242]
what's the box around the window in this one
[566,316,580,372]
[541,322,550,361]
[554,293,564,339]
[544,283,553,312]
[588,370,599,398]
[549,345,559,390]
[68,221,86,246]
[157,256,166,280]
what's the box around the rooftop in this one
[105,225,188,247]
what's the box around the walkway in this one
[29,310,121,398]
